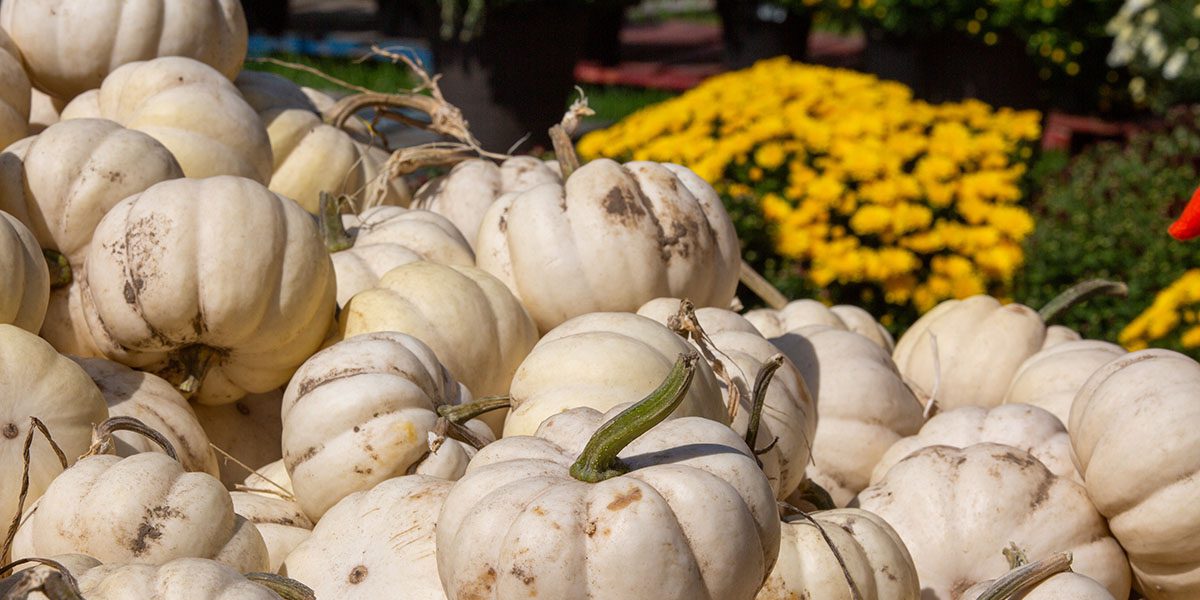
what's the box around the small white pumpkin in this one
[962,571,1115,600]
[501,311,728,438]
[1003,340,1126,427]
[0,210,48,332]
[1042,324,1082,349]
[285,475,451,599]
[1069,349,1200,599]
[437,357,780,600]
[193,390,284,489]
[71,357,219,477]
[241,459,293,498]
[229,491,312,574]
[59,57,272,183]
[13,451,269,572]
[74,558,290,600]
[0,325,107,538]
[855,443,1131,599]
[772,324,924,506]
[81,176,336,405]
[27,89,59,134]
[0,28,29,150]
[475,158,741,333]
[0,0,247,101]
[758,508,920,600]
[281,332,492,521]
[869,404,1080,485]
[338,260,539,432]
[413,156,561,249]
[746,299,894,351]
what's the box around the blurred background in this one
[243,0,1200,357]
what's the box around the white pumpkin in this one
[772,324,924,505]
[81,176,336,405]
[229,491,312,575]
[855,443,1131,599]
[329,204,475,306]
[0,118,183,268]
[0,210,48,332]
[13,451,269,572]
[475,158,740,333]
[0,28,29,150]
[27,89,59,134]
[870,404,1080,485]
[193,390,284,489]
[74,558,289,600]
[38,280,104,358]
[241,459,293,498]
[1003,340,1126,427]
[0,0,247,101]
[758,508,920,600]
[1069,349,1200,599]
[1042,324,1082,349]
[0,325,107,540]
[281,332,492,521]
[59,57,272,183]
[635,298,815,497]
[746,299,894,352]
[338,260,539,432]
[962,571,1116,600]
[501,311,728,438]
[437,362,780,600]
[892,296,1046,410]
[234,71,408,213]
[284,475,451,599]
[413,156,561,249]
[71,357,219,477]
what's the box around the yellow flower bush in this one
[1120,270,1200,350]
[579,58,1041,318]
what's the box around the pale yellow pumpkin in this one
[0,325,107,542]
[339,261,539,432]
[413,156,560,249]
[475,158,740,333]
[284,475,451,599]
[0,28,29,150]
[81,176,336,405]
[855,443,1130,599]
[0,210,48,332]
[1069,349,1200,599]
[59,57,272,182]
[1003,340,1125,427]
[0,0,247,101]
[758,508,920,600]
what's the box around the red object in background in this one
[1169,185,1200,241]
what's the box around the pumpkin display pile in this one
[0,3,1197,600]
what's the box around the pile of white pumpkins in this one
[0,2,1195,599]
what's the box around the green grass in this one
[578,84,677,123]
[243,53,417,94]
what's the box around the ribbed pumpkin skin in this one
[0,28,29,149]
[0,211,48,332]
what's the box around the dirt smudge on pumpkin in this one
[606,487,642,511]
[509,563,536,586]
[130,505,184,555]
[348,565,368,584]
[995,451,1038,470]
[603,186,646,224]
[459,566,497,600]
[2,423,17,439]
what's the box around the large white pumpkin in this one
[475,158,740,333]
[0,0,247,101]
[0,210,48,332]
[1004,340,1126,427]
[0,28,29,150]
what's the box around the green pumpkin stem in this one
[1038,279,1127,323]
[976,552,1073,600]
[245,572,316,600]
[319,192,353,253]
[436,395,512,424]
[42,249,72,289]
[570,353,699,483]
[87,416,178,461]
[745,354,785,457]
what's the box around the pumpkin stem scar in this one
[1038,279,1128,323]
[976,552,1072,600]
[739,259,789,310]
[569,353,699,484]
[1,418,68,572]
[86,416,178,461]
[319,192,354,253]
[745,354,785,463]
[244,572,316,600]
[169,345,219,397]
[42,249,72,289]
[0,557,84,598]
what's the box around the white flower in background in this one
[1144,30,1169,66]
[1143,8,1160,25]
[1130,76,1147,102]
[1109,29,1137,67]
[1165,49,1189,79]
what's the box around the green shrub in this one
[1015,106,1200,354]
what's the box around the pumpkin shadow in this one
[767,332,821,400]
[622,443,750,469]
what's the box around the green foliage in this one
[1015,106,1200,350]
[243,54,416,94]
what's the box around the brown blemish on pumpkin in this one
[348,565,368,584]
[353,465,373,475]
[2,423,17,439]
[292,445,320,468]
[460,566,497,600]
[531,506,546,516]
[510,564,536,586]
[130,522,163,555]
[995,451,1038,470]
[606,487,642,511]
[603,187,646,222]
[498,214,507,233]
[585,521,597,537]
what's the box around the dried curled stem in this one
[86,416,178,461]
[0,558,83,599]
[2,418,68,571]
[668,299,747,421]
